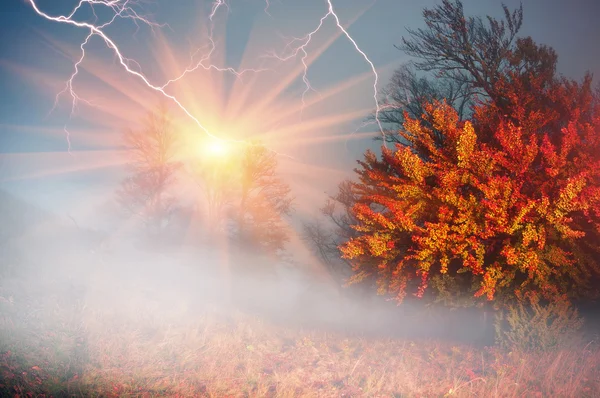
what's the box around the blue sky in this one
[0,0,598,222]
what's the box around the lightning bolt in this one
[264,1,272,17]
[324,0,384,140]
[47,0,168,153]
[162,0,270,90]
[264,13,327,118]
[345,101,401,150]
[267,0,384,136]
[49,31,94,153]
[31,0,265,157]
[209,0,229,20]
[30,0,384,156]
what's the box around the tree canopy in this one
[337,0,600,307]
[234,143,293,254]
[116,105,181,238]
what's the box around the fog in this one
[0,198,497,350]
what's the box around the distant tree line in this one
[116,105,293,258]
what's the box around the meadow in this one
[1,238,598,398]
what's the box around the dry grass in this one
[0,268,599,397]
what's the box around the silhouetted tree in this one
[401,0,523,99]
[116,105,181,239]
[302,180,360,281]
[189,140,293,255]
[373,0,524,144]
[375,63,473,145]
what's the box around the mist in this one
[2,180,599,396]
[0,188,497,348]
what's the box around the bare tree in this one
[401,0,523,101]
[302,180,360,281]
[116,104,181,239]
[371,0,523,143]
[375,63,473,145]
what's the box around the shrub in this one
[494,297,584,351]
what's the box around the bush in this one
[494,297,585,351]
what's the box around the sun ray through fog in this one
[34,33,159,119]
[2,0,394,290]
[1,124,122,149]
[226,0,376,125]
[263,107,374,143]
[0,150,129,182]
[236,7,372,124]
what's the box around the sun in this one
[204,139,231,158]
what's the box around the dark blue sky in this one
[0,0,599,219]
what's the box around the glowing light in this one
[28,0,261,154]
[28,0,385,157]
[161,0,270,91]
[205,139,231,158]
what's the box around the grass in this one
[0,261,599,397]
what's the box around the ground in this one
[0,243,599,397]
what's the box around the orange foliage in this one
[340,82,600,305]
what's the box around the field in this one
[1,243,599,398]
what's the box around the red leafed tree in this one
[338,0,600,308]
[340,73,600,308]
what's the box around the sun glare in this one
[205,139,230,157]
[12,0,386,255]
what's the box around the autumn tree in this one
[342,97,599,305]
[190,140,293,255]
[233,142,293,255]
[309,0,524,279]
[116,105,181,239]
[338,1,600,308]
[375,62,474,144]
